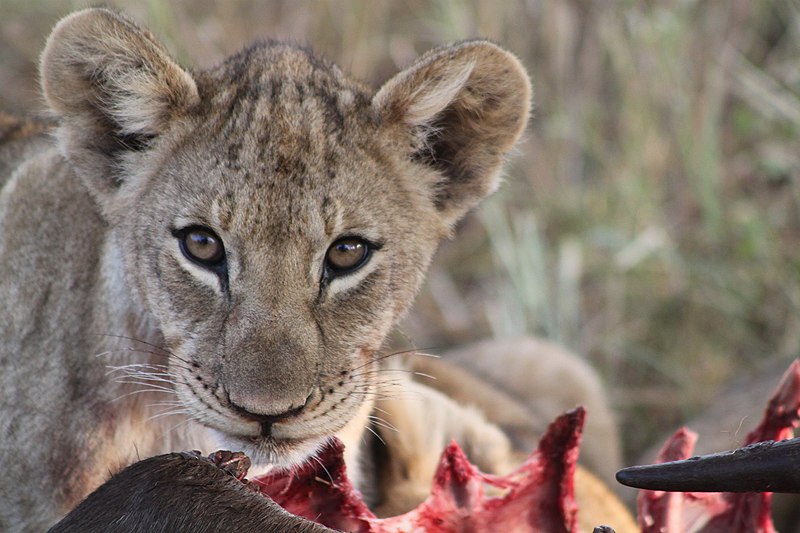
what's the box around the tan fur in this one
[0,8,637,532]
[0,8,534,530]
[372,346,636,532]
[0,114,53,180]
[0,114,51,143]
[374,379,516,517]
[419,337,623,485]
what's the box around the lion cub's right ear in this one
[41,8,199,198]
[373,41,531,230]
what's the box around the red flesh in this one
[243,361,800,532]
[253,408,584,533]
[638,360,800,533]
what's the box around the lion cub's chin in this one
[211,429,328,470]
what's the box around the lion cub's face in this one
[120,47,446,464]
[41,9,530,465]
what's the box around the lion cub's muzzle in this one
[228,389,316,438]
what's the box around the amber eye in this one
[177,227,226,267]
[325,238,370,275]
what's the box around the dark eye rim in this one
[323,236,382,278]
[172,225,227,269]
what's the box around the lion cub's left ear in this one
[374,40,531,226]
[40,8,199,199]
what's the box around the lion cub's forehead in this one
[176,44,396,242]
[195,43,376,166]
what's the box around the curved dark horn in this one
[616,437,800,493]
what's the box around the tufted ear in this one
[40,8,199,198]
[373,40,531,226]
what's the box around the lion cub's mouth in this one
[204,406,335,468]
[181,348,377,467]
[219,430,327,468]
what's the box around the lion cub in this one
[0,7,532,531]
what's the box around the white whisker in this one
[363,424,387,447]
[146,409,192,422]
[309,454,335,485]
[148,400,186,408]
[111,380,174,392]
[111,388,177,402]
[367,415,398,433]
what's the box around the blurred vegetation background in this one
[2,0,798,461]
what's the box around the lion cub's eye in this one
[176,227,226,267]
[325,238,370,275]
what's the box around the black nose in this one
[229,392,314,437]
[255,405,305,437]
